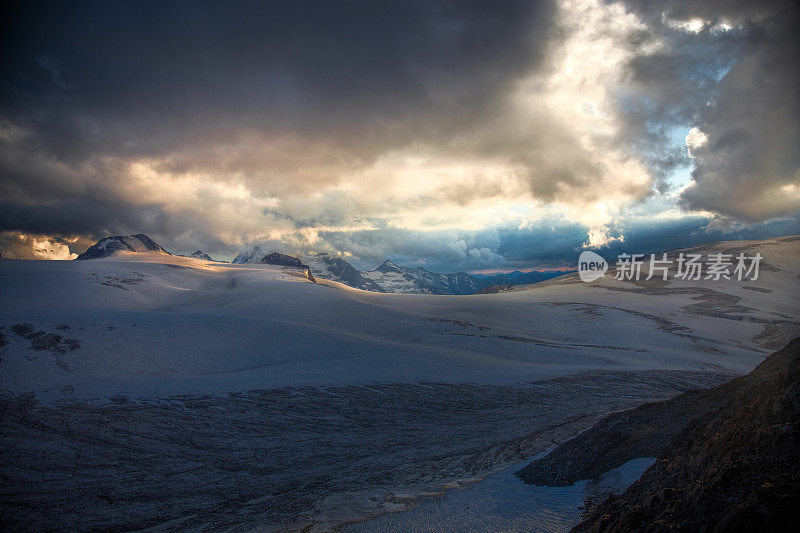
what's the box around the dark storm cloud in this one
[1,0,798,267]
[1,0,559,259]
[593,216,800,260]
[681,6,800,220]
[1,0,554,164]
[617,0,800,217]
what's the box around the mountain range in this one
[74,235,566,294]
[263,251,566,295]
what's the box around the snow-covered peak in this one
[232,246,264,264]
[374,259,402,273]
[237,252,558,295]
[304,253,385,292]
[76,234,169,260]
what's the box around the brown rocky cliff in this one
[574,338,800,532]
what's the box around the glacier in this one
[1,235,798,530]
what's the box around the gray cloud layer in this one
[1,1,554,243]
[1,0,798,268]
[619,0,799,217]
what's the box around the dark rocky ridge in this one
[374,259,403,274]
[188,250,213,261]
[519,338,800,531]
[259,252,316,282]
[517,375,738,487]
[309,254,384,292]
[259,252,305,268]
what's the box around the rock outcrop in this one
[188,250,213,261]
[259,252,315,282]
[258,252,306,268]
[305,253,384,292]
[519,338,800,532]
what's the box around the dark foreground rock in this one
[576,338,800,531]
[521,338,800,531]
[517,377,738,486]
[8,323,81,354]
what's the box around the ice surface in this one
[344,457,656,532]
[0,236,798,530]
[0,374,721,530]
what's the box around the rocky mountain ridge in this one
[188,250,214,261]
[259,251,564,295]
[258,252,316,282]
[74,236,564,294]
[303,253,384,292]
[362,259,478,295]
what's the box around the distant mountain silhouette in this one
[188,250,214,261]
[232,246,567,294]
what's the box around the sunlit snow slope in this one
[0,236,798,531]
[1,236,798,400]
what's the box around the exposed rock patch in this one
[305,253,384,292]
[259,252,316,282]
[188,250,214,261]
[575,338,800,531]
[9,324,81,354]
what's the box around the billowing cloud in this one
[0,0,797,267]
[0,231,84,260]
[685,127,709,157]
[618,0,800,220]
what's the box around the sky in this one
[1,0,798,271]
